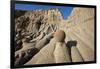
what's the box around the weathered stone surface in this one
[14,8,95,66]
[71,46,84,62]
[54,42,71,63]
[25,30,69,65]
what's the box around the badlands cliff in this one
[15,7,95,66]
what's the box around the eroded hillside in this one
[14,8,95,66]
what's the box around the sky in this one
[15,4,73,20]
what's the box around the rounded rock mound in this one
[53,30,66,42]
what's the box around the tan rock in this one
[54,42,71,63]
[25,30,71,65]
[71,46,83,62]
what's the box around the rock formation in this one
[60,7,95,61]
[14,7,95,66]
[25,30,71,65]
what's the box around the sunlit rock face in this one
[25,30,71,65]
[60,7,95,62]
[15,8,62,35]
[14,7,95,66]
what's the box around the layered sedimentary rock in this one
[25,30,71,65]
[60,7,95,62]
[15,8,62,34]
[14,7,95,66]
[15,8,63,66]
[15,8,63,50]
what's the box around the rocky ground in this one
[14,8,95,66]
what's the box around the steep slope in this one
[60,7,95,62]
[14,7,95,66]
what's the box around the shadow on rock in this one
[66,40,77,61]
